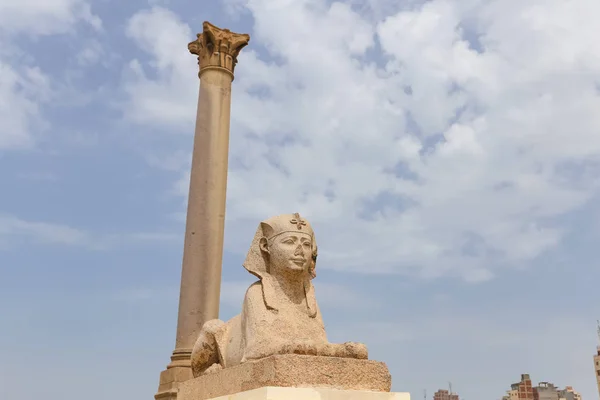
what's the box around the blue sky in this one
[1,0,599,399]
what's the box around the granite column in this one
[155,21,249,400]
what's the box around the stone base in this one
[155,366,194,400]
[155,349,194,400]
[208,387,410,400]
[178,354,392,400]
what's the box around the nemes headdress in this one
[243,213,318,317]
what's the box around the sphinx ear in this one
[259,236,269,254]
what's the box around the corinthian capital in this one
[188,21,250,79]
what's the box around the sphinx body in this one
[190,213,368,377]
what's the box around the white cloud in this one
[123,6,196,130]
[0,0,102,150]
[0,0,101,36]
[75,38,105,66]
[0,214,180,250]
[0,214,91,246]
[0,64,50,149]
[122,0,600,282]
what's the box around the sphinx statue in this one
[190,213,368,377]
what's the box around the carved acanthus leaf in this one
[188,21,250,78]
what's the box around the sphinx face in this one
[268,232,313,277]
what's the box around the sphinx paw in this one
[343,342,368,359]
[204,363,223,375]
[191,319,225,377]
[292,341,318,356]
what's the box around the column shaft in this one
[175,68,233,355]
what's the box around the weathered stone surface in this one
[191,214,369,378]
[175,21,249,357]
[156,366,193,400]
[155,21,249,400]
[179,354,392,400]
[203,386,410,400]
[188,21,250,78]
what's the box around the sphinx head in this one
[259,215,315,280]
[243,213,318,315]
[244,213,318,282]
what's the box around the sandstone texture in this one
[179,354,392,400]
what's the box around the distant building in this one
[595,346,600,399]
[558,386,581,400]
[535,382,559,400]
[502,375,581,400]
[503,388,519,400]
[514,374,537,400]
[433,389,459,400]
[595,321,600,399]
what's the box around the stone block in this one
[156,366,194,400]
[178,354,392,400]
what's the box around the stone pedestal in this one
[202,387,410,400]
[178,354,392,400]
[156,366,194,400]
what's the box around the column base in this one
[191,387,410,400]
[155,350,194,400]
